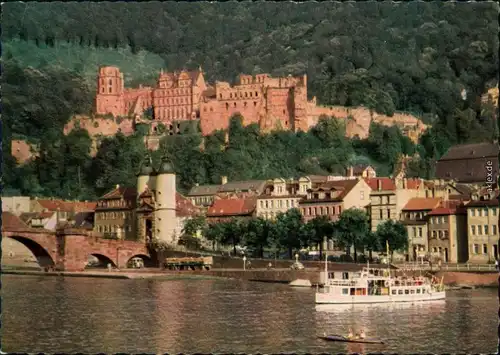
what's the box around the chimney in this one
[221,176,228,185]
[377,179,382,191]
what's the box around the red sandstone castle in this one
[61,66,428,150]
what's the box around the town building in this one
[299,178,368,223]
[206,198,257,224]
[346,164,377,179]
[94,186,137,239]
[400,197,442,261]
[255,176,329,220]
[366,177,425,232]
[20,212,59,230]
[2,196,31,216]
[435,142,499,185]
[464,190,499,263]
[427,200,468,263]
[187,177,267,207]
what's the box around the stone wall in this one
[433,271,498,287]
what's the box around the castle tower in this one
[154,154,177,245]
[96,66,125,116]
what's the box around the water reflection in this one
[1,276,497,353]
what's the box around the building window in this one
[291,200,295,207]
[412,227,417,237]
[260,201,264,208]
[493,225,497,235]
[379,209,383,220]
[279,200,283,208]
[483,244,488,254]
[493,208,498,216]
[387,209,391,219]
[484,225,489,235]
[478,209,482,217]
[438,230,443,239]
[418,227,422,237]
[483,208,488,217]
[478,225,482,235]
[471,225,476,235]
[432,230,437,238]
[473,244,479,254]
[444,230,449,239]
[470,209,475,217]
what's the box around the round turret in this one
[157,154,175,175]
[137,153,154,177]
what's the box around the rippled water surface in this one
[1,275,497,353]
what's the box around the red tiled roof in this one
[2,212,29,229]
[405,178,423,189]
[207,198,256,217]
[428,200,466,216]
[35,199,96,213]
[364,177,396,191]
[403,198,442,211]
[101,186,137,200]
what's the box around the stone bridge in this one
[2,227,151,271]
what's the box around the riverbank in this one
[2,267,498,288]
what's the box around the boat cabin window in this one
[392,290,397,295]
[405,289,409,294]
[350,288,355,296]
[416,289,421,294]
[398,289,403,295]
[410,289,415,294]
[342,288,348,295]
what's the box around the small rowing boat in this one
[318,335,384,344]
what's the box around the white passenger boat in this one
[315,262,446,304]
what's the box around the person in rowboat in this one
[358,329,366,339]
[347,328,354,339]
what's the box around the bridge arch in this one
[126,254,155,268]
[86,253,117,268]
[4,235,56,268]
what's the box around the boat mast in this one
[386,240,390,276]
[324,250,328,276]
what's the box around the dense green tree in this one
[274,208,305,258]
[307,215,334,259]
[374,220,409,262]
[335,208,371,262]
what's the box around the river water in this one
[1,275,497,353]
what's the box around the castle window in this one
[255,92,258,97]
[245,92,248,97]
[254,101,257,107]
[101,88,105,93]
[283,109,286,114]
[210,107,213,112]
[244,102,247,108]
[108,87,112,93]
[226,103,229,110]
[219,94,222,99]
[250,92,253,97]
[230,93,233,98]
[109,79,112,86]
[234,102,237,107]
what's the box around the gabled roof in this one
[312,179,360,200]
[352,164,372,175]
[188,184,220,197]
[402,198,442,211]
[2,212,29,230]
[364,177,396,191]
[34,199,97,212]
[217,180,267,193]
[207,198,256,217]
[428,200,466,216]
[100,186,137,200]
[438,142,499,161]
[20,212,55,223]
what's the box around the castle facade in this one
[91,66,426,140]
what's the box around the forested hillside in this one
[2,1,498,200]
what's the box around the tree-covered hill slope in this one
[1,1,498,199]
